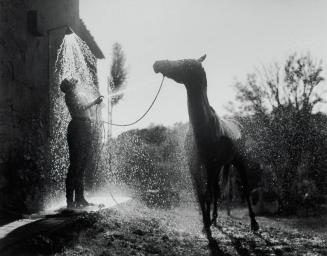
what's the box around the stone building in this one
[0,0,104,216]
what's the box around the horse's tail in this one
[219,165,231,198]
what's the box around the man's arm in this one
[77,96,103,111]
[66,95,103,113]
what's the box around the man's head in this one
[60,78,79,94]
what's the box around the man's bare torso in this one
[65,89,97,120]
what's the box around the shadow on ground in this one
[0,213,99,256]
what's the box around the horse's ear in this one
[197,54,206,63]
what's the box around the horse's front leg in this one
[203,165,219,232]
[211,165,223,227]
[192,165,212,240]
[195,164,212,240]
[187,151,212,240]
[202,193,212,240]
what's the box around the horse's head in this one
[153,55,207,89]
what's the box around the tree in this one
[107,42,127,138]
[233,53,327,214]
[235,53,325,115]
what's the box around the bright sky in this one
[80,0,327,136]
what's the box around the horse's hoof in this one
[251,220,259,232]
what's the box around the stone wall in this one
[0,0,80,214]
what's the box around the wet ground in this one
[55,201,327,256]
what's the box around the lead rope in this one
[102,76,165,127]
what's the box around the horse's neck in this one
[186,84,220,139]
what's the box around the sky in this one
[80,0,327,136]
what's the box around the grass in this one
[54,201,327,256]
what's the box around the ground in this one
[49,200,327,256]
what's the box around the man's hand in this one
[95,96,104,105]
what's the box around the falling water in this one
[47,32,101,207]
[54,33,99,97]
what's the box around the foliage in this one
[235,53,325,115]
[106,123,190,208]
[109,42,127,106]
[233,53,327,215]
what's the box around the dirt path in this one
[56,201,326,256]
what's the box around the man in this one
[60,78,103,208]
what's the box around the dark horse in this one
[153,55,259,241]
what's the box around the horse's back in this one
[208,107,241,141]
[219,118,242,141]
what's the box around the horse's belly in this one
[202,136,236,165]
[186,128,237,167]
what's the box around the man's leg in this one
[66,121,79,208]
[66,165,75,208]
[75,122,93,206]
[75,167,88,206]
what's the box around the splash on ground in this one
[53,201,327,256]
[44,189,131,213]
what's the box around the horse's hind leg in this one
[233,153,259,231]
[226,166,234,216]
[226,174,232,216]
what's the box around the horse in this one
[153,55,259,241]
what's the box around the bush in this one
[107,124,189,208]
